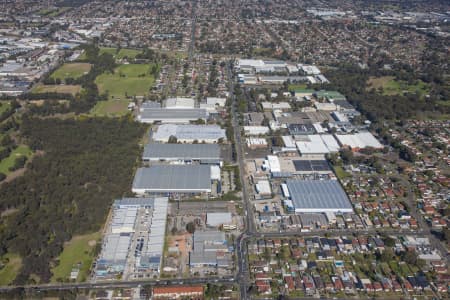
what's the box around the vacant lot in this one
[90,99,131,117]
[95,64,155,100]
[0,253,22,285]
[32,84,82,95]
[50,63,91,80]
[367,76,429,96]
[0,145,33,175]
[51,232,101,282]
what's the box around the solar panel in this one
[293,160,331,172]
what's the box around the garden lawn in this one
[50,63,91,80]
[333,166,351,180]
[51,232,101,282]
[288,83,308,91]
[95,64,155,100]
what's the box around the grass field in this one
[50,63,91,80]
[32,84,82,95]
[367,76,430,96]
[0,101,11,115]
[0,145,33,175]
[0,253,22,285]
[95,64,155,100]
[288,83,308,91]
[333,166,351,180]
[99,47,142,60]
[90,99,131,117]
[51,232,101,282]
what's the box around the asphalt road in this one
[226,60,253,299]
[187,2,196,62]
[0,276,236,293]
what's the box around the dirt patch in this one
[1,208,19,217]
[169,233,191,257]
[88,240,97,247]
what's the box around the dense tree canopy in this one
[0,117,146,284]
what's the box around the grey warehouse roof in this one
[133,165,211,193]
[139,108,207,120]
[286,179,353,213]
[143,143,220,161]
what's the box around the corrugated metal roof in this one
[287,179,353,212]
[139,108,206,119]
[153,124,226,141]
[206,213,232,226]
[132,165,211,192]
[143,143,220,160]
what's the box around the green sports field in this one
[95,64,155,100]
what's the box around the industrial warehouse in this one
[142,143,221,164]
[189,230,233,274]
[95,197,168,280]
[284,180,353,213]
[132,165,216,194]
[137,108,208,124]
[152,124,226,143]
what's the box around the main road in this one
[226,59,254,299]
[0,276,235,293]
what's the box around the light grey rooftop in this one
[139,108,207,120]
[132,165,211,192]
[286,179,353,211]
[143,143,220,160]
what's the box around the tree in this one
[339,148,354,164]
[168,136,177,144]
[186,222,196,234]
[402,250,418,265]
[8,156,27,172]
[379,248,394,263]
[0,117,146,284]
[383,236,396,247]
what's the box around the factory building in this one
[95,197,168,279]
[142,143,221,165]
[206,212,234,229]
[132,165,213,194]
[152,124,226,143]
[296,134,340,156]
[189,230,230,268]
[286,180,353,213]
[335,132,383,151]
[164,97,195,109]
[137,108,207,124]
